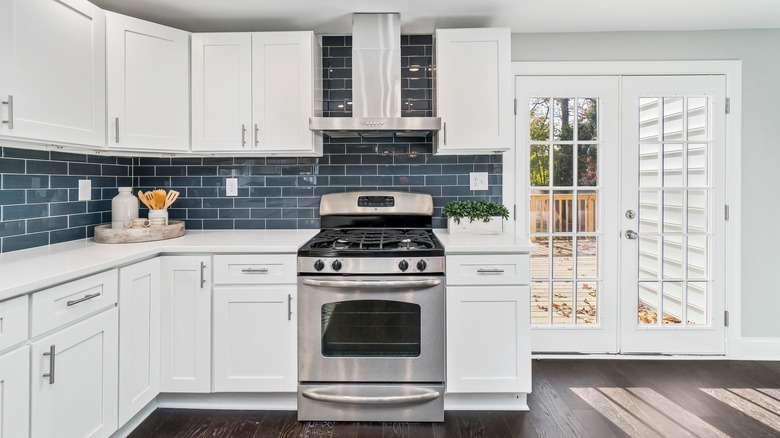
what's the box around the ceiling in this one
[89,0,780,34]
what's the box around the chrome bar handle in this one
[200,261,207,288]
[625,230,639,240]
[287,294,292,321]
[241,124,247,147]
[1,95,13,129]
[254,123,259,147]
[301,278,441,290]
[442,121,447,145]
[241,267,269,274]
[477,268,505,274]
[67,292,101,306]
[42,345,55,384]
[301,388,440,405]
[115,117,120,143]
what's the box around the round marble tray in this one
[94,220,185,244]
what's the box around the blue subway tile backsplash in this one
[0,34,503,253]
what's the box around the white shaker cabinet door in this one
[191,33,252,152]
[118,258,161,426]
[251,31,320,155]
[0,0,106,147]
[160,256,212,393]
[435,28,512,155]
[213,286,297,392]
[30,308,119,438]
[107,12,190,151]
[0,346,30,438]
[446,286,530,393]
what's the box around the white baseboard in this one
[109,398,158,438]
[732,337,780,360]
[444,393,529,411]
[157,392,298,410]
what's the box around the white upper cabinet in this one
[0,0,106,147]
[191,31,321,155]
[107,12,190,151]
[191,33,252,151]
[435,28,512,155]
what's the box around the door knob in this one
[625,210,636,219]
[625,230,639,240]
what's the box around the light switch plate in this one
[78,179,91,201]
[226,178,238,196]
[469,172,488,191]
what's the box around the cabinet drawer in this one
[213,254,297,285]
[0,295,29,351]
[446,254,529,286]
[31,269,118,337]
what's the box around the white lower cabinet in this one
[160,256,211,393]
[0,345,30,437]
[30,307,119,438]
[445,253,531,394]
[118,258,161,425]
[213,286,297,392]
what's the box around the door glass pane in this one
[321,300,420,357]
[553,144,574,186]
[554,98,574,141]
[635,95,713,329]
[577,98,598,141]
[529,98,551,141]
[662,97,684,141]
[529,95,602,328]
[577,145,598,186]
[552,281,574,325]
[530,144,550,186]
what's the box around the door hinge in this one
[724,310,729,327]
[725,97,731,115]
[513,98,517,116]
[513,204,517,221]
[724,205,730,221]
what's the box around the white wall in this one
[511,29,780,338]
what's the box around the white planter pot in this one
[447,217,503,235]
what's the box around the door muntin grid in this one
[529,97,601,326]
[635,96,712,328]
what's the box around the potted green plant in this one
[442,200,510,234]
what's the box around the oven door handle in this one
[301,278,441,290]
[301,387,441,405]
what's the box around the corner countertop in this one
[0,229,534,301]
[434,229,535,254]
[0,230,318,301]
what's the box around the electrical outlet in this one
[469,172,488,191]
[78,179,92,201]
[226,178,238,196]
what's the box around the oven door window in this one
[321,300,421,357]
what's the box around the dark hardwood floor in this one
[128,360,780,437]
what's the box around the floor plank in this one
[127,360,780,438]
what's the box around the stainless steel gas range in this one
[297,191,445,422]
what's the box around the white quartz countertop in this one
[434,229,535,254]
[0,229,533,301]
[0,230,318,300]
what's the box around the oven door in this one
[298,275,445,383]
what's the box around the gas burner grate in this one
[304,229,437,251]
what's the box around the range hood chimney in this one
[309,13,441,138]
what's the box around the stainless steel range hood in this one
[309,14,441,139]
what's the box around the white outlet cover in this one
[469,172,489,191]
[78,179,92,201]
[226,178,238,196]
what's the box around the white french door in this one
[517,76,620,353]
[518,74,727,355]
[620,75,726,354]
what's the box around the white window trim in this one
[504,60,742,357]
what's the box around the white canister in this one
[111,187,139,229]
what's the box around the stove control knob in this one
[417,260,427,271]
[331,260,342,271]
[313,260,325,271]
[398,260,409,272]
